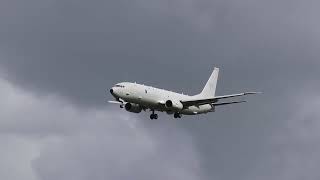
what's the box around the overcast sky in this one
[0,0,320,180]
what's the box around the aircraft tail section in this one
[198,67,219,98]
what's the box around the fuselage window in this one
[145,89,148,94]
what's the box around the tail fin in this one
[199,67,219,98]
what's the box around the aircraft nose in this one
[110,88,114,94]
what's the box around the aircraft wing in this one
[108,100,123,104]
[181,92,261,107]
[212,100,246,106]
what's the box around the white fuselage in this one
[111,82,213,115]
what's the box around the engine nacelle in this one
[165,100,183,111]
[125,103,142,113]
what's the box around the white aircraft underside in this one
[108,67,260,119]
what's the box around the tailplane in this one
[198,67,219,98]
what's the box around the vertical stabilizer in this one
[199,67,219,98]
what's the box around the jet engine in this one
[165,100,183,111]
[125,103,142,113]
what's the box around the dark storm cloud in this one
[1,0,318,106]
[0,0,215,106]
[0,0,320,180]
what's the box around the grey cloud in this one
[0,78,204,180]
[33,128,202,180]
[247,90,320,180]
[0,135,39,180]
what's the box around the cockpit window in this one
[115,85,125,88]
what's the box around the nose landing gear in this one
[150,110,158,120]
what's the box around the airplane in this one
[108,67,260,119]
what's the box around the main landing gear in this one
[174,113,182,119]
[149,111,181,120]
[150,110,158,120]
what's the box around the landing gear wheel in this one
[174,113,178,118]
[150,113,158,120]
[174,113,181,119]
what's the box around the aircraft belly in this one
[181,104,212,115]
[139,97,162,110]
[180,109,197,115]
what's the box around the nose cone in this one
[110,88,119,98]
